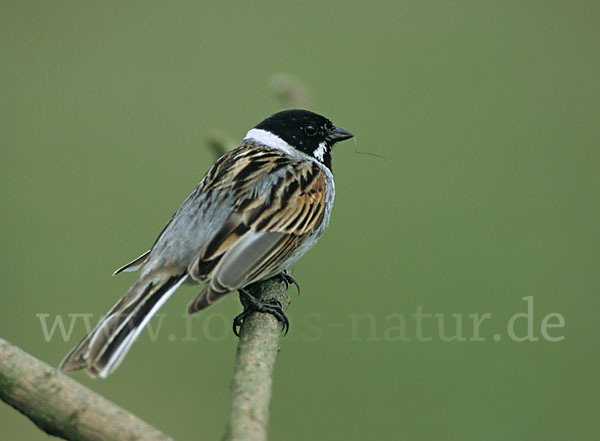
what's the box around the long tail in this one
[60,273,188,378]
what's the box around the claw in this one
[233,312,248,337]
[278,271,301,295]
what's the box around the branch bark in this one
[0,337,173,441]
[223,277,291,441]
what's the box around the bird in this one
[59,109,353,378]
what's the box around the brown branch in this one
[223,277,291,441]
[0,337,173,441]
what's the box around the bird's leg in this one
[233,287,289,337]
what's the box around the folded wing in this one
[187,159,327,313]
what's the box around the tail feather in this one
[112,250,151,276]
[60,273,188,378]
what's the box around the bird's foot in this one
[233,288,289,337]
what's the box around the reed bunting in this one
[60,109,353,377]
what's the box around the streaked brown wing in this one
[187,156,327,312]
[239,161,327,236]
[192,159,326,277]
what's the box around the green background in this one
[1,1,599,440]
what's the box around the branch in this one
[223,277,291,441]
[0,337,173,441]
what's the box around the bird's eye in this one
[304,125,317,136]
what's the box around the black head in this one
[254,109,353,170]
